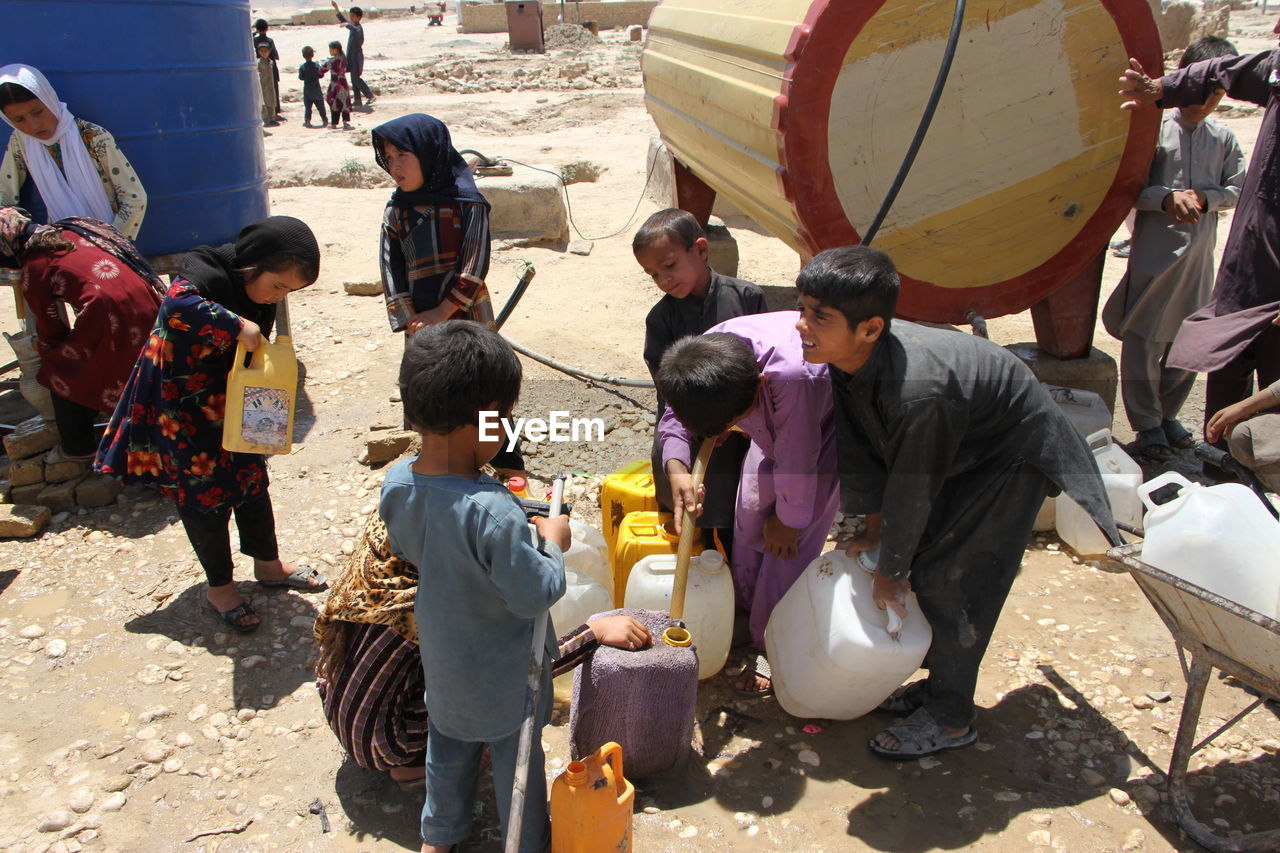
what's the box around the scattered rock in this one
[1080,768,1106,787]
[139,742,172,763]
[0,504,52,538]
[993,791,1022,802]
[1029,813,1052,826]
[568,239,594,256]
[99,793,126,813]
[1121,828,1146,850]
[918,756,941,770]
[1108,788,1131,806]
[796,749,820,767]
[1146,690,1171,703]
[44,638,67,658]
[175,732,194,748]
[101,775,131,793]
[1131,695,1155,710]
[343,280,382,296]
[678,825,698,839]
[37,811,76,833]
[1028,829,1052,846]
[67,788,94,814]
[20,624,47,639]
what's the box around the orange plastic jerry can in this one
[222,298,297,456]
[550,741,633,853]
[600,460,659,560]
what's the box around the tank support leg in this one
[672,159,717,228]
[1030,250,1105,359]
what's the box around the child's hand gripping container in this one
[765,548,931,720]
[550,741,634,853]
[1056,428,1143,556]
[223,298,297,456]
[600,460,660,563]
[1138,472,1280,620]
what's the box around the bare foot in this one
[206,583,260,630]
[733,671,771,694]
[252,558,325,588]
[389,765,426,782]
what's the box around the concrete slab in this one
[477,168,569,245]
[1006,343,1119,416]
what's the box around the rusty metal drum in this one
[642,0,1162,324]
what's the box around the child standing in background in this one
[1103,36,1246,460]
[298,46,329,129]
[321,41,353,130]
[380,321,566,853]
[633,208,767,561]
[252,19,282,117]
[255,42,278,127]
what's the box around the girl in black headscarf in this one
[97,215,327,633]
[373,113,494,335]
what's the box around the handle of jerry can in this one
[600,741,626,799]
[1136,471,1194,512]
[232,340,265,371]
[885,607,904,639]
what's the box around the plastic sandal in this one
[877,679,929,714]
[258,564,328,591]
[869,707,978,759]
[1137,427,1173,461]
[204,600,260,634]
[733,653,773,698]
[1162,419,1196,450]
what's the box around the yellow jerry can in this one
[600,460,659,558]
[222,299,297,456]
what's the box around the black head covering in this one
[176,215,320,335]
[372,114,489,209]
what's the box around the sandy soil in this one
[2,9,1280,853]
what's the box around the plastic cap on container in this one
[856,547,880,575]
[507,476,527,494]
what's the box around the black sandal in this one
[205,600,260,634]
[1162,419,1196,450]
[877,678,929,714]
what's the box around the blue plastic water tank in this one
[0,0,270,256]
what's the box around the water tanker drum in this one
[642,0,1162,357]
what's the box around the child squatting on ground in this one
[633,208,767,563]
[656,311,839,697]
[378,321,568,853]
[1102,35,1246,461]
[794,245,1120,758]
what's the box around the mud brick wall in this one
[459,1,657,34]
[0,417,121,537]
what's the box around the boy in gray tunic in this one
[1103,37,1245,460]
[332,1,375,107]
[380,321,567,853]
[795,246,1119,759]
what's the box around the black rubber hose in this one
[862,0,967,247]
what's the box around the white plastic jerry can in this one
[550,568,614,638]
[765,549,931,720]
[564,520,613,602]
[1056,429,1142,555]
[1138,472,1280,620]
[623,550,734,679]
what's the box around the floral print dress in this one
[96,280,268,512]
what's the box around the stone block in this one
[3,416,59,460]
[10,483,44,504]
[644,136,754,223]
[344,280,383,296]
[361,431,420,466]
[8,455,45,487]
[568,240,594,256]
[629,24,643,41]
[76,475,121,508]
[0,504,51,538]
[45,459,91,484]
[476,170,569,245]
[37,476,87,514]
[1006,343,1118,416]
[706,216,739,278]
[0,456,9,479]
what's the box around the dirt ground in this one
[2,7,1280,853]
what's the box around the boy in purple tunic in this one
[656,311,839,695]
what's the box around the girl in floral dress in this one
[97,216,327,633]
[320,41,353,130]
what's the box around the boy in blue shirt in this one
[298,46,329,128]
[380,321,568,853]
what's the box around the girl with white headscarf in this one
[0,64,147,240]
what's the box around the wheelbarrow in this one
[1108,542,1280,852]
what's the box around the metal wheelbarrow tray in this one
[1108,543,1280,852]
